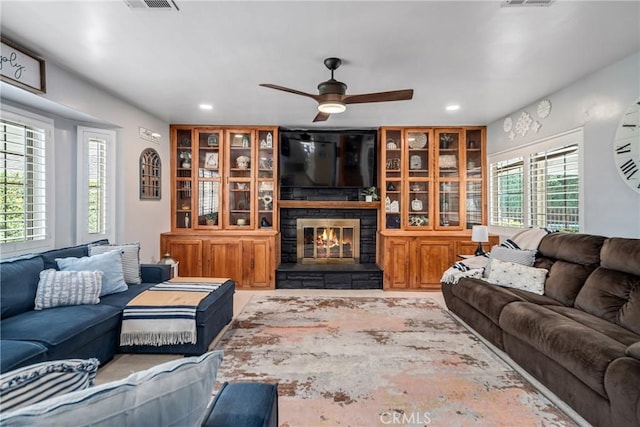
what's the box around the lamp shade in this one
[471,225,489,243]
[317,101,346,114]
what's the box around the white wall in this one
[3,62,171,262]
[487,52,640,238]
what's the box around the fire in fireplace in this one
[296,219,360,264]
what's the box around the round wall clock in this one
[503,117,513,133]
[537,99,552,118]
[613,98,640,193]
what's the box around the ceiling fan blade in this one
[343,89,414,105]
[259,84,319,100]
[313,112,330,122]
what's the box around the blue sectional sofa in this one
[0,241,234,373]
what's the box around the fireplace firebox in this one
[297,219,360,264]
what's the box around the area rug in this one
[213,296,578,426]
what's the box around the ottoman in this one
[119,278,235,356]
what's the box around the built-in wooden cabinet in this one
[379,126,494,290]
[162,125,279,289]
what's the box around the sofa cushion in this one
[41,245,90,270]
[499,302,627,398]
[600,237,640,277]
[537,232,606,266]
[0,304,121,360]
[0,256,44,319]
[486,259,548,295]
[56,250,128,296]
[0,351,224,427]
[34,270,103,310]
[0,358,99,412]
[543,260,598,307]
[626,342,640,359]
[0,341,48,374]
[452,277,560,325]
[89,242,142,285]
[575,267,640,335]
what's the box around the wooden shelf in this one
[278,200,381,209]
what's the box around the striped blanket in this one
[120,281,224,347]
[440,227,554,284]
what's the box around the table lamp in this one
[471,225,489,256]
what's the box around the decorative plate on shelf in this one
[408,133,427,149]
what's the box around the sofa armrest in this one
[140,264,171,284]
[202,382,278,427]
[626,342,640,360]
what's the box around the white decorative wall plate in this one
[503,117,513,133]
[537,99,552,118]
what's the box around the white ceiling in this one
[1,1,639,128]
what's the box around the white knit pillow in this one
[34,269,102,310]
[486,259,548,295]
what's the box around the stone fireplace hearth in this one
[277,206,382,289]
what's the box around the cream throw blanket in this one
[440,227,553,284]
[120,281,225,347]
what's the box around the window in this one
[77,127,116,244]
[489,129,582,233]
[0,108,54,255]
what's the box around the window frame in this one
[0,106,55,256]
[488,128,584,235]
[76,126,116,244]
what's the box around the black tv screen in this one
[279,129,377,188]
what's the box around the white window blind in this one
[488,128,583,233]
[529,144,579,233]
[490,157,524,228]
[77,127,115,244]
[0,117,47,245]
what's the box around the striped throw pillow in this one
[89,243,141,285]
[34,269,102,310]
[484,245,537,278]
[0,358,99,412]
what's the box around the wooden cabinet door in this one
[382,237,412,290]
[203,239,243,285]
[242,239,272,289]
[412,240,453,289]
[165,238,203,277]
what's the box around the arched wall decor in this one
[139,147,161,199]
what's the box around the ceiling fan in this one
[259,57,414,122]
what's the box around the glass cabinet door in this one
[436,129,462,229]
[175,128,193,229]
[465,128,484,229]
[256,129,275,229]
[405,129,432,229]
[382,129,402,229]
[227,130,253,228]
[195,129,222,229]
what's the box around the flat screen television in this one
[279,129,377,188]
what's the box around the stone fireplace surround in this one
[277,187,383,289]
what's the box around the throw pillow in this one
[0,358,99,412]
[484,245,537,278]
[56,249,128,296]
[89,242,141,285]
[486,258,548,295]
[0,351,224,426]
[34,269,103,310]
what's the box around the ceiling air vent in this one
[502,0,553,6]
[123,0,179,11]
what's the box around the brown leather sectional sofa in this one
[442,233,640,427]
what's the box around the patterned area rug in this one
[213,296,577,427]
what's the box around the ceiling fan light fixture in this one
[318,101,346,114]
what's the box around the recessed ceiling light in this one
[199,104,213,110]
[446,104,460,111]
